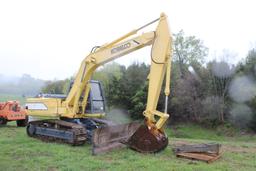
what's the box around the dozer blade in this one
[127,124,168,153]
[92,122,141,155]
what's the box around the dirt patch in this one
[222,145,256,153]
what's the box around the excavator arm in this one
[65,13,172,131]
[64,31,155,115]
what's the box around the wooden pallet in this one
[176,152,222,163]
[173,143,222,163]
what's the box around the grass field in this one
[1,94,255,170]
[0,123,255,171]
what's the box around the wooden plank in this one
[207,153,222,163]
[173,143,221,154]
[176,152,222,163]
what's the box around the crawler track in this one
[27,119,87,145]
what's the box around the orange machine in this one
[0,101,27,127]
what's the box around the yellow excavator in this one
[25,13,173,154]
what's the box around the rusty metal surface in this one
[92,122,141,155]
[128,125,168,153]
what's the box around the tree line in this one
[0,74,45,96]
[41,30,256,131]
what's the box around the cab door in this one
[85,80,106,114]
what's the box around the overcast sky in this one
[0,0,255,80]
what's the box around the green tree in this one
[93,62,124,88]
[173,30,208,77]
[119,63,149,110]
[41,78,71,94]
[237,48,256,131]
[129,82,148,119]
[167,30,208,122]
[207,59,236,123]
[241,48,256,75]
[106,75,123,106]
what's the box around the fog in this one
[229,76,256,103]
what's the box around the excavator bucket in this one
[127,124,168,153]
[92,122,141,155]
[92,122,168,154]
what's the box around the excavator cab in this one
[85,80,105,114]
[35,80,106,115]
